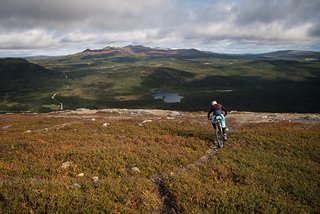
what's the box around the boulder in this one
[92,176,99,182]
[71,183,81,189]
[77,173,85,177]
[131,167,141,173]
[61,161,72,169]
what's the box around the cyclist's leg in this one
[220,114,226,128]
[222,128,227,140]
[220,115,227,140]
[211,116,216,129]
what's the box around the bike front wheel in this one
[215,124,224,148]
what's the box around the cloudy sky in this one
[0,0,319,56]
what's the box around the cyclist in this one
[207,100,228,140]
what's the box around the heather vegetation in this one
[1,111,319,213]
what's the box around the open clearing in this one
[0,109,319,213]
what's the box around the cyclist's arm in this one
[221,106,228,116]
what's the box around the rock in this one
[74,108,98,114]
[138,123,143,126]
[304,115,319,120]
[103,122,110,127]
[142,119,152,123]
[168,111,180,117]
[131,167,141,173]
[77,173,85,177]
[91,118,97,121]
[268,114,277,118]
[92,176,99,182]
[71,183,81,189]
[25,130,32,133]
[166,117,175,120]
[61,161,72,169]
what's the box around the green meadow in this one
[29,52,320,113]
[1,49,319,113]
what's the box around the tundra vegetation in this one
[0,111,319,213]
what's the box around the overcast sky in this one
[0,0,319,56]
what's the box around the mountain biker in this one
[207,100,228,140]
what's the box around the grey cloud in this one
[0,0,179,30]
[0,0,319,55]
[236,0,320,26]
[309,24,320,38]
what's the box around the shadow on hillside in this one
[55,74,320,113]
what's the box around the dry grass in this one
[0,113,319,213]
[167,122,320,213]
[0,113,208,213]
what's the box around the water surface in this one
[152,92,184,103]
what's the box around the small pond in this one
[152,92,184,103]
[216,89,234,92]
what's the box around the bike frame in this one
[214,116,224,148]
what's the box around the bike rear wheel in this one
[215,120,224,148]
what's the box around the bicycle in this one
[211,115,224,148]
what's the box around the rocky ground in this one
[44,108,320,128]
[3,108,319,140]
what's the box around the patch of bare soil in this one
[113,95,144,101]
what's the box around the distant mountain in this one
[258,50,320,60]
[78,45,320,61]
[79,45,219,59]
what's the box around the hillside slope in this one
[31,47,320,113]
[0,58,65,112]
[1,109,319,213]
[1,47,319,113]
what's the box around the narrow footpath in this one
[51,71,69,111]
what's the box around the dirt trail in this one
[149,141,220,213]
[51,92,63,110]
[50,71,68,111]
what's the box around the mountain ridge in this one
[79,45,217,58]
[3,46,318,60]
[77,45,320,58]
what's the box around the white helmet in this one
[211,100,217,105]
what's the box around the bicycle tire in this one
[215,119,224,148]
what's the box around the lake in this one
[152,92,184,103]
